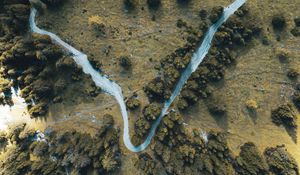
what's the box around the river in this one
[24,0,246,152]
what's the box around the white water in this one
[29,0,246,152]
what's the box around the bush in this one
[119,56,132,69]
[147,0,161,10]
[272,15,286,31]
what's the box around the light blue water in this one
[29,0,246,152]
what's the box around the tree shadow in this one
[284,126,297,144]
[204,96,228,131]
[120,67,133,79]
[0,140,8,152]
[176,0,191,8]
[123,0,137,14]
[247,109,258,124]
[210,112,228,131]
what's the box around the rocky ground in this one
[0,0,300,174]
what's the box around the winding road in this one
[29,0,246,152]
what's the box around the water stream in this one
[28,0,246,152]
